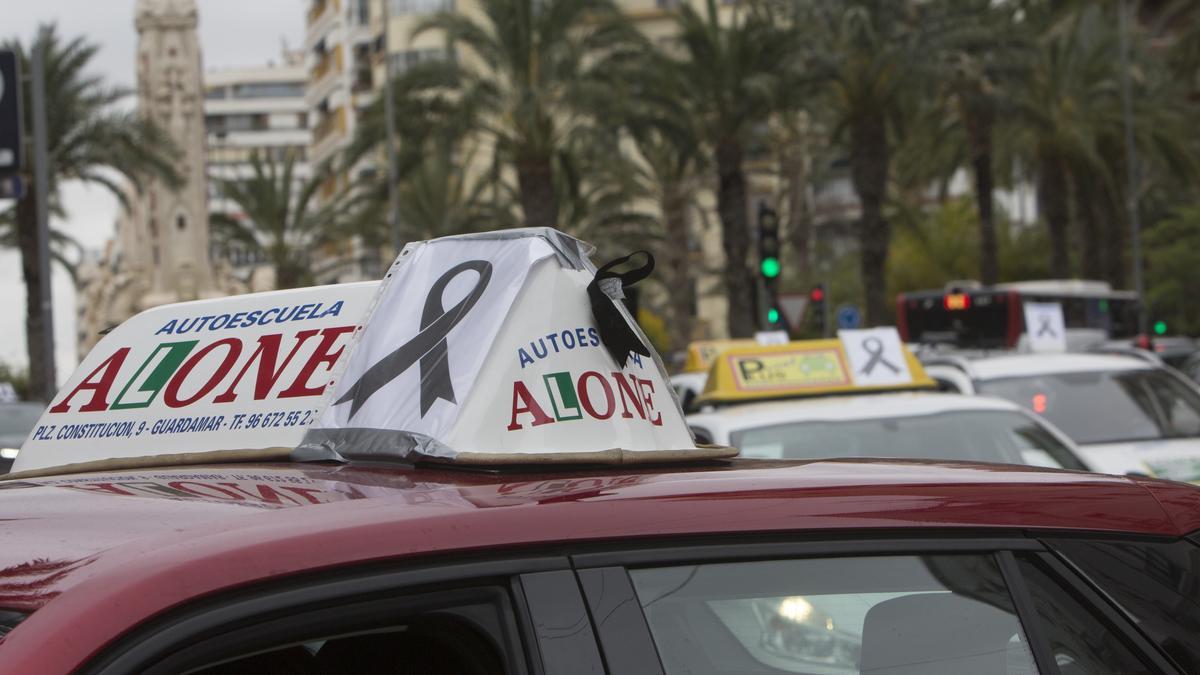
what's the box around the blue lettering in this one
[576,328,588,348]
[322,300,344,318]
[294,303,315,321]
[243,310,262,327]
[229,311,247,327]
[156,319,179,336]
[532,339,548,359]
[259,308,280,325]
[519,348,534,369]
[210,314,231,330]
[561,329,576,349]
[588,327,600,346]
[194,316,216,331]
[275,307,299,323]
[546,333,561,352]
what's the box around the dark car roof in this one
[0,457,1197,671]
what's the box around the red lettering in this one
[166,481,246,500]
[63,483,136,496]
[280,486,326,504]
[611,372,646,420]
[213,330,319,403]
[635,377,663,426]
[508,381,555,430]
[577,371,614,420]
[278,326,356,398]
[164,339,243,408]
[214,482,310,506]
[48,348,131,413]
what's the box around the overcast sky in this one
[1,1,305,383]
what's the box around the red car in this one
[0,458,1198,674]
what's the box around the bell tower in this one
[134,0,215,305]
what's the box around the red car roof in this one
[0,458,1198,672]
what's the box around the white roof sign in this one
[1023,302,1067,353]
[13,282,378,473]
[16,228,730,475]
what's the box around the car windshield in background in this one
[978,369,1200,445]
[731,410,1086,470]
[0,403,43,447]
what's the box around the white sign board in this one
[838,327,914,386]
[14,282,379,473]
[1023,302,1067,353]
[302,230,709,462]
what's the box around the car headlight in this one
[0,448,18,460]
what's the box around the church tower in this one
[134,0,215,305]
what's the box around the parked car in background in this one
[0,401,43,473]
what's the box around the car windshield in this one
[978,368,1200,445]
[731,409,1086,470]
[0,404,43,446]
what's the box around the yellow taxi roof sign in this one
[697,337,935,405]
[683,339,760,373]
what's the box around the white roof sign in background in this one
[1023,302,1067,353]
[837,327,914,387]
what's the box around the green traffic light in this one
[1154,320,1168,336]
[761,257,781,278]
[767,308,780,323]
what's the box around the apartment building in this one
[203,54,311,281]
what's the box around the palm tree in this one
[410,0,642,231]
[5,25,178,400]
[211,150,346,289]
[926,0,1029,285]
[665,0,800,337]
[806,0,924,325]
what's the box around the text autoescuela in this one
[153,302,345,336]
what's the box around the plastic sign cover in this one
[299,229,716,463]
[14,282,379,473]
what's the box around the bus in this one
[897,280,1139,349]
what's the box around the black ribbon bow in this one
[588,251,655,368]
[336,259,492,419]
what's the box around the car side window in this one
[627,554,1039,674]
[1014,556,1155,675]
[1048,537,1200,673]
[191,614,504,675]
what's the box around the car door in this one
[80,555,606,675]
[573,535,1185,675]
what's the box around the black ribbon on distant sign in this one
[1036,316,1057,338]
[588,251,654,367]
[859,337,901,376]
[336,259,492,419]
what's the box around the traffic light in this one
[758,205,783,329]
[1154,320,1168,336]
[810,283,826,336]
[758,205,781,281]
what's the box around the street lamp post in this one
[1118,0,1148,337]
[31,44,55,400]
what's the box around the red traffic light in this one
[809,286,825,303]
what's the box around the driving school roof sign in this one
[697,331,934,405]
[14,228,731,476]
[13,283,380,474]
[298,229,726,464]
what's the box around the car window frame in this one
[80,554,588,675]
[570,533,1184,675]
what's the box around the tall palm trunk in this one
[850,114,891,326]
[15,192,52,401]
[1072,170,1103,280]
[1038,150,1071,277]
[661,180,696,348]
[516,153,558,230]
[964,103,998,285]
[715,137,755,338]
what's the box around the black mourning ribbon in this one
[336,259,492,419]
[588,250,655,368]
[1036,316,1057,337]
[859,337,901,375]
